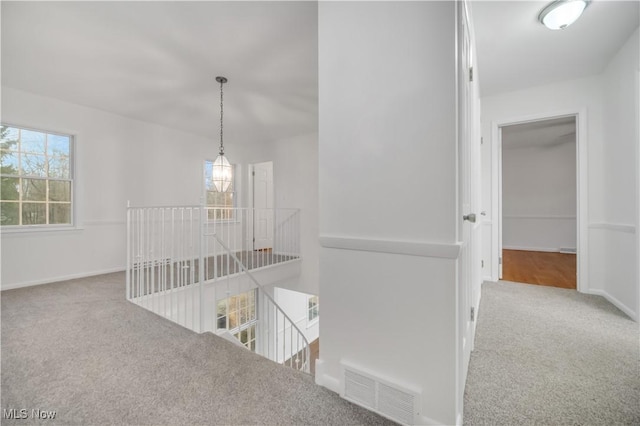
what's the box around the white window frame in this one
[307,295,319,325]
[0,124,75,232]
[216,289,258,351]
[203,159,237,222]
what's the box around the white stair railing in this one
[210,233,311,373]
[125,204,308,373]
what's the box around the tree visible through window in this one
[205,159,235,220]
[0,125,73,227]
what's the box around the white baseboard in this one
[585,289,638,322]
[1,267,125,291]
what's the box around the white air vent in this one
[344,369,376,408]
[341,362,421,425]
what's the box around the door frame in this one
[491,108,588,292]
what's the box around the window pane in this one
[23,178,47,201]
[21,154,47,177]
[0,127,19,150]
[21,130,46,154]
[217,316,227,329]
[22,203,46,225]
[217,300,227,316]
[0,125,74,228]
[205,162,213,190]
[240,328,248,344]
[48,156,70,179]
[1,177,19,200]
[0,202,19,225]
[228,313,237,330]
[49,203,71,224]
[49,180,71,202]
[1,151,19,174]
[47,134,70,156]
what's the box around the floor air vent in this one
[342,363,420,425]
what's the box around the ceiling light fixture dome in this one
[538,0,590,30]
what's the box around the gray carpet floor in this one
[1,272,394,425]
[464,280,640,425]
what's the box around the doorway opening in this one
[496,114,584,290]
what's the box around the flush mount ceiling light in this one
[212,76,233,192]
[538,0,590,30]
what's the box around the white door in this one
[252,161,274,250]
[457,0,477,415]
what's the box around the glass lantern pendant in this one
[212,76,232,192]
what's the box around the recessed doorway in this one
[499,116,577,289]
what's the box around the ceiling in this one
[2,1,638,143]
[502,116,576,149]
[471,0,639,97]
[1,1,318,145]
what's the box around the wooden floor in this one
[502,249,577,289]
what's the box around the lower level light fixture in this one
[538,0,590,30]
[212,76,233,192]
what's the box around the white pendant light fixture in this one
[539,0,590,30]
[212,76,233,192]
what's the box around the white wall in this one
[318,2,459,424]
[274,286,319,345]
[502,138,576,251]
[0,87,270,289]
[270,132,319,295]
[480,28,639,320]
[594,28,639,320]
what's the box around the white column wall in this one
[0,87,270,289]
[596,28,639,320]
[270,132,319,295]
[318,2,459,424]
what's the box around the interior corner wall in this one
[270,132,319,296]
[596,27,639,320]
[0,87,269,289]
[318,2,458,424]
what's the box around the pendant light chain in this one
[219,78,224,156]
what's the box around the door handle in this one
[463,213,476,223]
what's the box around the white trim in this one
[1,224,83,235]
[502,245,573,253]
[503,215,576,220]
[490,108,588,293]
[1,267,125,291]
[588,223,636,234]
[585,289,638,322]
[83,220,126,226]
[319,235,462,259]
